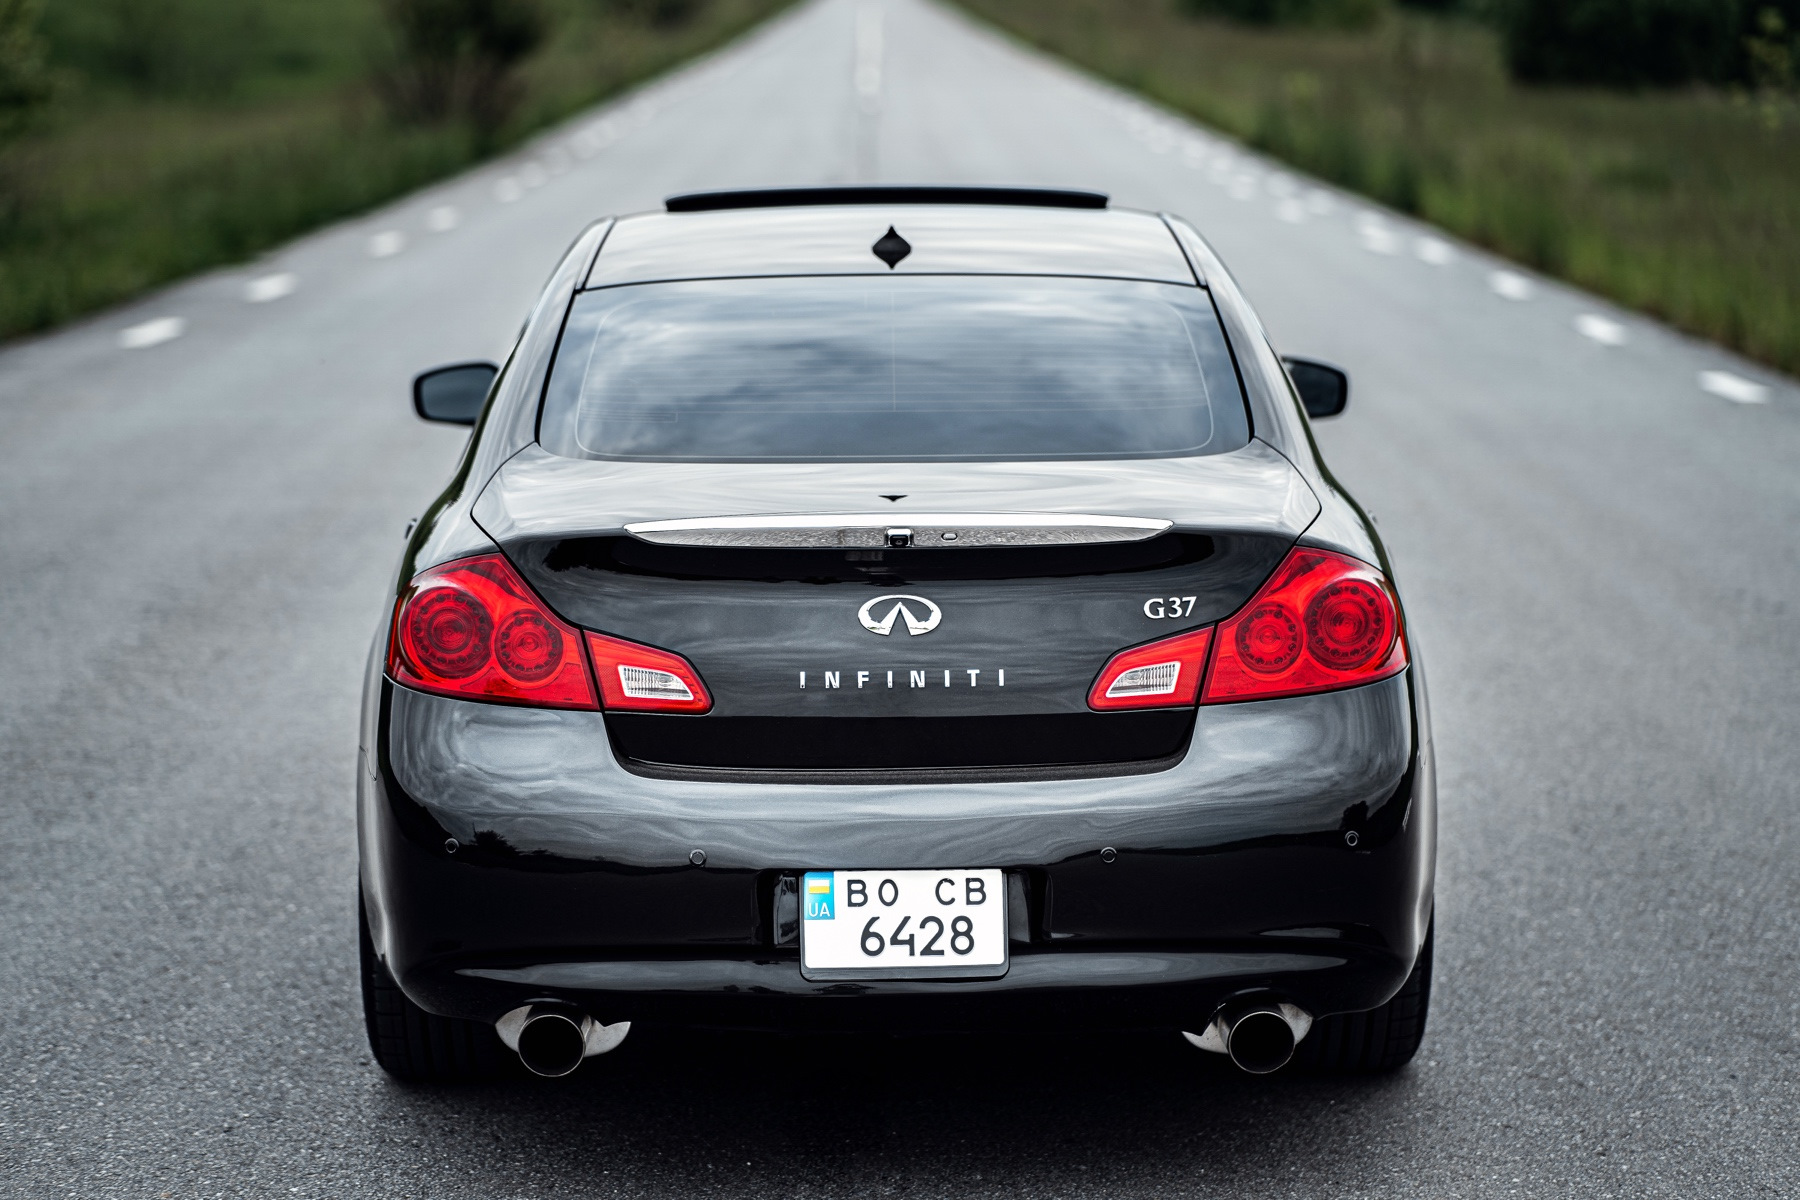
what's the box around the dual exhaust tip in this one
[495,1003,631,1077]
[1183,999,1313,1074]
[496,997,1306,1078]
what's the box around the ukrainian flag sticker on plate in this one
[803,871,834,920]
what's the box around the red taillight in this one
[586,632,712,714]
[389,554,597,710]
[1089,626,1215,711]
[1202,548,1406,704]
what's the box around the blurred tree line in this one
[959,0,1800,370]
[1,0,49,137]
[0,0,791,339]
[1,0,721,140]
[1182,0,1800,90]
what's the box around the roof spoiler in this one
[664,186,1109,213]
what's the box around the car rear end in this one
[358,194,1434,1076]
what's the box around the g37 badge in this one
[1143,595,1199,619]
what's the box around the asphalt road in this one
[3,0,1797,1195]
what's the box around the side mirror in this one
[413,361,499,425]
[1282,357,1350,419]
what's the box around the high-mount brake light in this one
[1088,627,1215,711]
[1202,548,1407,704]
[586,632,713,714]
[389,554,597,710]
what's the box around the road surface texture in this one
[2,0,1796,1196]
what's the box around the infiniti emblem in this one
[858,594,942,637]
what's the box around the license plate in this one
[799,869,1008,980]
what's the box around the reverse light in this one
[1088,626,1215,711]
[586,632,713,714]
[1202,547,1406,704]
[389,554,597,709]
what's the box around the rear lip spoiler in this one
[623,512,1173,549]
[663,186,1109,212]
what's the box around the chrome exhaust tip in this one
[495,1003,631,1078]
[1182,999,1313,1075]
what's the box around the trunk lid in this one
[474,444,1317,771]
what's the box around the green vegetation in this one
[1497,0,1800,87]
[953,0,1800,374]
[1180,0,1385,29]
[0,0,793,340]
[0,1,51,132]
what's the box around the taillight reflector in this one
[1088,626,1215,711]
[1202,548,1406,704]
[587,632,713,714]
[389,554,597,710]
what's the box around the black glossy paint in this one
[664,186,1111,212]
[361,669,1429,1030]
[413,361,498,425]
[360,199,1435,1038]
[605,710,1196,770]
[1283,357,1350,419]
[510,532,1289,721]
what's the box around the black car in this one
[359,186,1435,1081]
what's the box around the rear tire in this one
[1293,919,1433,1074]
[360,896,509,1082]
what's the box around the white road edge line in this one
[1699,370,1770,405]
[245,273,297,303]
[1490,270,1534,300]
[118,317,185,349]
[1357,215,1400,255]
[1576,313,1628,346]
[1415,237,1454,266]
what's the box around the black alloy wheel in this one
[359,896,509,1082]
[1292,918,1434,1074]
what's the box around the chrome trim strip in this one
[622,512,1173,548]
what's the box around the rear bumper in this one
[358,669,1434,1032]
[413,946,1405,1034]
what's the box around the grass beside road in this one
[0,0,794,341]
[952,0,1800,376]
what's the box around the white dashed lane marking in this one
[856,5,883,110]
[118,317,185,349]
[427,205,460,232]
[495,177,523,203]
[1699,370,1770,404]
[368,231,406,258]
[1490,271,1534,301]
[245,273,297,303]
[1576,313,1628,346]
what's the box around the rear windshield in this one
[537,276,1248,462]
